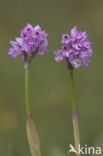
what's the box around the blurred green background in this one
[0,0,103,156]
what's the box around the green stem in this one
[70,70,81,156]
[70,71,76,112]
[25,65,30,117]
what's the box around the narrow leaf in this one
[27,114,41,156]
[73,109,81,156]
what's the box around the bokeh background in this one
[0,0,103,156]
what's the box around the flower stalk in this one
[70,70,81,156]
[70,70,76,111]
[25,65,30,117]
[53,26,93,156]
[8,24,48,156]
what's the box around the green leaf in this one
[73,110,81,156]
[27,114,41,156]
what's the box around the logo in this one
[68,144,102,155]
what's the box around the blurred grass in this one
[0,0,103,156]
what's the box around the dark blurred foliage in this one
[0,0,103,156]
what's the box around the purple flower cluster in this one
[54,26,93,70]
[8,24,48,68]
